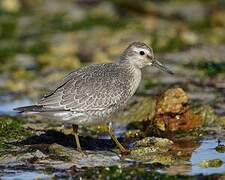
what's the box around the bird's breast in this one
[128,66,142,97]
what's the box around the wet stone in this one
[46,148,127,169]
[0,150,47,166]
[215,144,225,153]
[199,159,223,168]
[130,149,176,166]
[132,137,173,148]
[128,137,176,165]
[153,88,202,132]
[156,88,188,115]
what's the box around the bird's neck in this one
[118,57,141,72]
[118,60,142,95]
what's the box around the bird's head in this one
[120,42,173,74]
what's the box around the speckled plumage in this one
[37,63,141,125]
[15,42,173,126]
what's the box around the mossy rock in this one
[0,116,30,142]
[48,143,71,161]
[129,148,176,165]
[194,106,219,127]
[0,116,31,157]
[215,145,225,153]
[215,116,225,128]
[115,97,156,124]
[199,159,223,168]
[133,137,173,149]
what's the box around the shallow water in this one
[160,139,225,175]
[1,171,51,180]
[0,97,32,116]
[189,139,225,175]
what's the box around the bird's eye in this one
[139,51,145,55]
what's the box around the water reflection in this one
[190,139,225,175]
[161,139,225,175]
[2,171,51,180]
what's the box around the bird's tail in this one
[14,105,44,114]
[14,105,73,121]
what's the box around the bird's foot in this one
[76,147,86,156]
[120,149,130,156]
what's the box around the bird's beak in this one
[149,59,174,75]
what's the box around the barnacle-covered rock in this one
[129,137,176,165]
[154,88,202,132]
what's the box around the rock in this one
[194,106,225,128]
[0,150,47,165]
[129,137,175,165]
[130,148,176,165]
[115,97,156,124]
[133,137,173,149]
[154,88,202,131]
[48,143,71,158]
[156,88,188,115]
[215,145,225,153]
[156,109,202,132]
[199,159,223,168]
[47,144,127,168]
[196,106,219,126]
[215,116,225,128]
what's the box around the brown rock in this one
[156,88,188,115]
[154,88,202,131]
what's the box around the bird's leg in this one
[72,124,83,153]
[107,122,130,155]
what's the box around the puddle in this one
[189,139,225,175]
[0,98,32,116]
[161,139,225,175]
[1,171,52,180]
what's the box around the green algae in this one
[118,97,156,124]
[0,117,28,140]
[196,61,225,76]
[215,116,225,128]
[194,106,225,129]
[129,137,176,165]
[215,145,225,153]
[48,143,71,162]
[194,106,219,127]
[133,137,173,148]
[72,166,198,180]
[199,159,223,168]
[0,116,31,157]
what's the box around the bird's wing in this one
[38,64,132,112]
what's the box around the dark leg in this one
[107,122,130,155]
[72,124,82,153]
